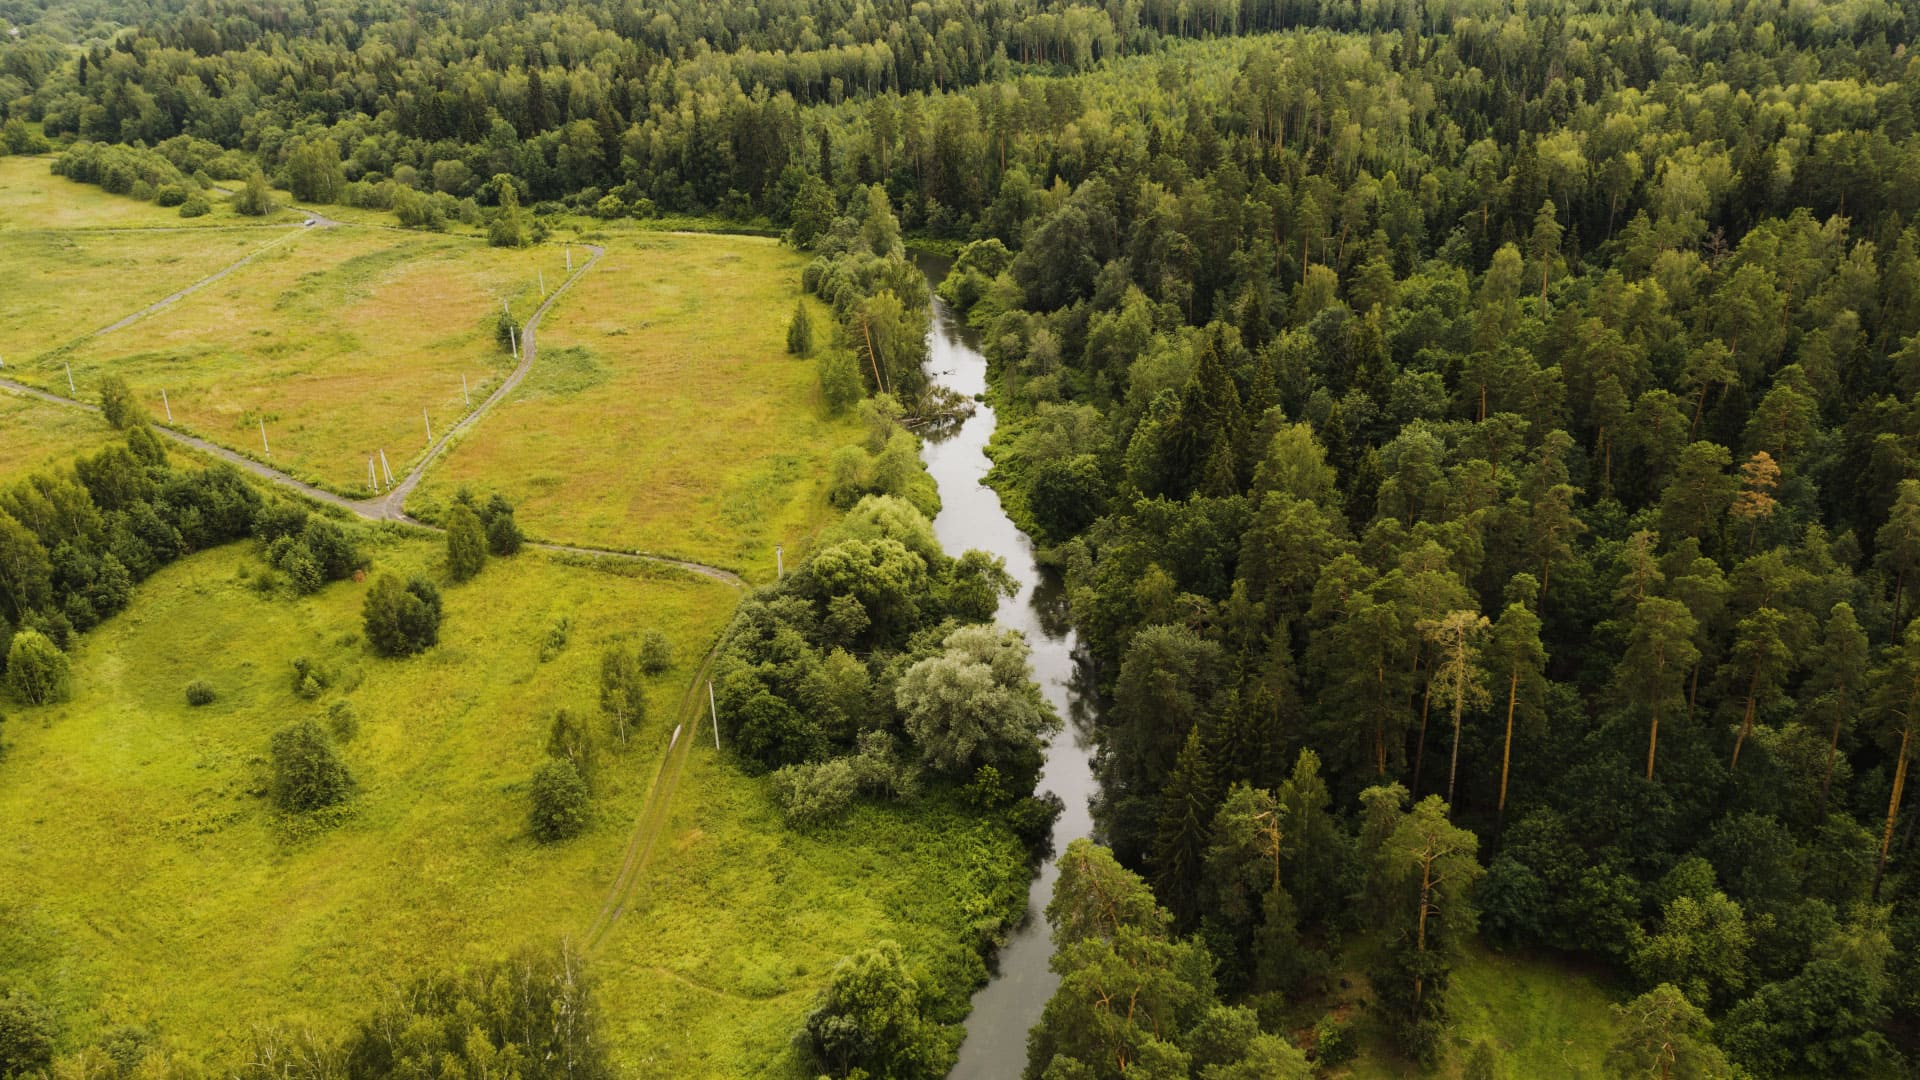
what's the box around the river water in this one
[916,265,1098,1078]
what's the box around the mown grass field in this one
[0,155,302,231]
[45,228,572,493]
[0,392,119,485]
[410,233,858,581]
[0,226,289,362]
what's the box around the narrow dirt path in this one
[93,223,311,337]
[585,634,732,952]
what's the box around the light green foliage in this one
[1605,985,1734,1080]
[362,572,441,657]
[896,624,1055,777]
[805,940,951,1079]
[229,172,276,216]
[5,628,70,705]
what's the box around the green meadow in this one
[0,392,119,485]
[410,232,859,580]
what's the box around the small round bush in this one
[178,194,211,218]
[155,184,188,207]
[327,700,358,741]
[638,629,675,675]
[269,718,353,812]
[5,630,71,706]
[529,758,589,842]
[185,680,216,707]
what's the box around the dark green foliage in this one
[479,493,523,555]
[184,679,215,706]
[269,718,352,812]
[787,300,815,358]
[545,707,595,786]
[445,502,487,581]
[362,573,441,657]
[0,992,55,1079]
[341,942,610,1077]
[4,628,69,705]
[529,758,589,841]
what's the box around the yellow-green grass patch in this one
[0,226,290,362]
[0,392,120,485]
[49,229,572,493]
[0,155,302,231]
[595,753,1027,1077]
[412,233,858,581]
[0,535,733,1056]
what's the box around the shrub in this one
[638,629,674,675]
[529,758,589,841]
[363,573,442,657]
[483,494,524,555]
[269,718,352,812]
[445,502,487,581]
[0,992,56,1078]
[290,656,330,699]
[98,374,142,429]
[178,193,211,218]
[185,680,216,706]
[155,183,188,207]
[769,758,859,827]
[1312,1015,1355,1067]
[231,172,276,216]
[5,630,71,705]
[539,615,571,662]
[819,349,864,415]
[599,646,645,745]
[327,700,359,741]
[787,301,815,357]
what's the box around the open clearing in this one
[0,536,733,1050]
[0,226,289,361]
[1336,942,1621,1078]
[0,155,303,231]
[43,228,571,493]
[410,233,857,581]
[0,392,119,484]
[0,534,1025,1075]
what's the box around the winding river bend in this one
[916,261,1099,1078]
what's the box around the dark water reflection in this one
[914,257,1099,1079]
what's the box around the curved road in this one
[1,239,745,588]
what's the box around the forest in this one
[6,0,1920,1073]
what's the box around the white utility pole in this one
[776,545,784,580]
[708,680,720,749]
[510,325,520,362]
[65,363,75,394]
[368,457,379,493]
[259,418,270,456]
[161,388,172,422]
[423,409,432,444]
[538,270,546,297]
[565,245,572,272]
[379,449,394,486]
[461,372,470,406]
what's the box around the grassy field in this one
[0,392,120,486]
[42,229,572,493]
[0,532,1026,1075]
[0,155,303,231]
[1334,942,1622,1079]
[410,232,858,581]
[0,226,292,362]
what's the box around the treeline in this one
[893,21,1920,1079]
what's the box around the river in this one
[916,261,1099,1078]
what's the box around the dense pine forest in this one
[7,0,1920,1073]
